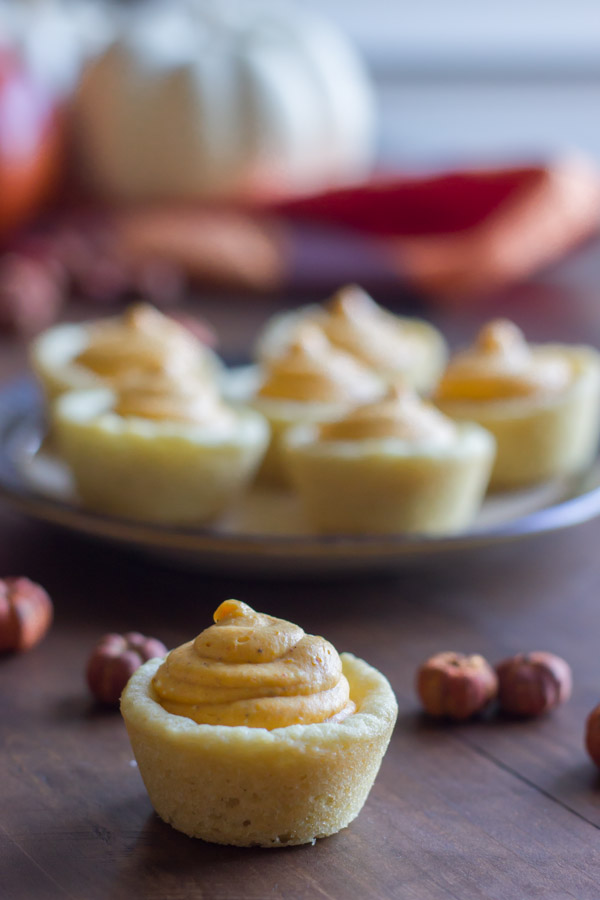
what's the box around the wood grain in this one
[2,522,600,900]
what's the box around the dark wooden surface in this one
[3,246,600,900]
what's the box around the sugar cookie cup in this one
[284,387,495,535]
[52,387,268,524]
[30,303,221,403]
[121,653,397,847]
[122,600,398,847]
[435,321,600,489]
[254,284,447,394]
[285,423,494,535]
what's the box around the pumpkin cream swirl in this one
[320,284,418,372]
[75,303,203,383]
[152,600,355,729]
[319,384,456,443]
[257,323,382,404]
[435,319,572,403]
[113,373,234,428]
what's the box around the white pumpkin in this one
[75,0,377,202]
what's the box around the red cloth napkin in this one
[273,157,600,297]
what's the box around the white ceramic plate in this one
[2,378,600,576]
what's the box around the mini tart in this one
[252,324,385,486]
[30,303,221,403]
[284,388,495,535]
[435,320,600,489]
[254,284,447,394]
[121,601,397,847]
[52,386,268,524]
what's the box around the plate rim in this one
[2,376,600,562]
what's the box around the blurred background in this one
[314,0,600,163]
[7,0,600,159]
[1,0,600,338]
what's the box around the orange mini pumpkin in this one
[0,576,53,652]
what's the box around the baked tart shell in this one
[437,346,600,489]
[53,389,269,524]
[284,422,495,535]
[121,654,397,847]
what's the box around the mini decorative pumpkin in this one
[86,632,168,705]
[75,0,376,202]
[416,651,498,720]
[0,576,53,652]
[495,652,572,717]
[585,703,600,769]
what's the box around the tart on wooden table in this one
[121,599,397,847]
[255,284,447,394]
[435,319,600,489]
[252,322,385,485]
[52,374,268,525]
[284,384,495,535]
[30,302,220,403]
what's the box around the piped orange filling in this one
[152,600,355,729]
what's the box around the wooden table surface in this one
[3,251,600,900]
